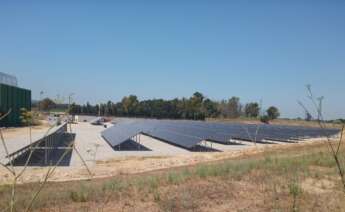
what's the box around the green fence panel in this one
[0,83,31,127]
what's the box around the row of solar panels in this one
[101,119,340,150]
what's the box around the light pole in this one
[98,104,101,117]
[317,96,324,121]
[68,93,75,132]
[39,91,44,112]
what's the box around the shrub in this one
[70,184,91,202]
[260,115,270,124]
[266,106,280,120]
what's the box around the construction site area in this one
[0,72,342,186]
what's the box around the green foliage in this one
[39,98,56,111]
[289,177,302,212]
[102,179,126,193]
[121,95,139,115]
[153,190,161,202]
[244,102,260,118]
[20,108,32,125]
[267,106,280,120]
[147,176,160,191]
[20,108,40,126]
[69,92,279,121]
[202,98,219,118]
[70,184,92,202]
[166,171,187,185]
[260,115,270,124]
[218,97,242,118]
[289,180,302,197]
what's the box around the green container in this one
[0,83,31,127]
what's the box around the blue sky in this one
[0,1,344,119]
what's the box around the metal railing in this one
[6,122,75,166]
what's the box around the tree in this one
[202,98,219,118]
[66,92,282,121]
[121,95,139,116]
[189,92,205,120]
[217,97,242,118]
[217,100,228,118]
[266,106,280,120]
[244,102,260,118]
[39,98,56,111]
[69,103,81,115]
[227,97,241,118]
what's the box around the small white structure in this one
[0,72,18,87]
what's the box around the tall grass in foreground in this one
[4,146,342,209]
[299,85,345,193]
[0,142,343,211]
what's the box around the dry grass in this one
[1,141,345,212]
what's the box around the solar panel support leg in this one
[45,138,48,165]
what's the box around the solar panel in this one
[152,120,234,144]
[101,121,145,147]
[143,128,202,149]
[101,119,340,150]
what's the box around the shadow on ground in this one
[112,139,152,151]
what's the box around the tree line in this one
[67,92,280,121]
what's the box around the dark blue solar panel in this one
[102,119,340,149]
[144,128,202,149]
[101,122,147,147]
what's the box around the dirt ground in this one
[1,124,51,140]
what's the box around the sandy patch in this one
[302,178,335,194]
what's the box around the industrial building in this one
[0,72,31,127]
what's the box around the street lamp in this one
[68,93,75,132]
[317,96,324,121]
[39,91,44,112]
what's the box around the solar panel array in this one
[101,120,145,147]
[101,119,340,150]
[7,123,76,166]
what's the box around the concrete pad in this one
[69,123,191,167]
[69,122,115,167]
